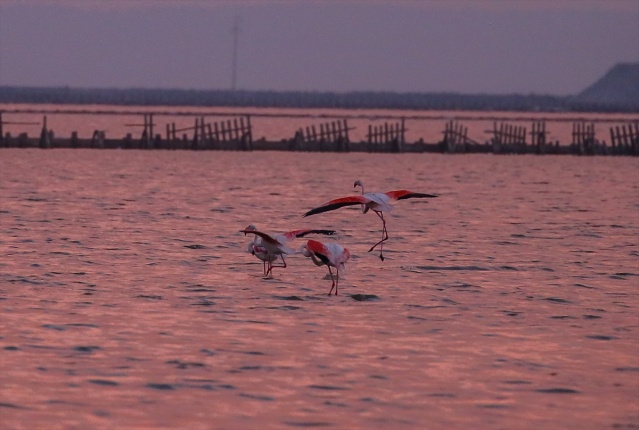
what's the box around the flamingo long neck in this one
[354,181,367,212]
[302,246,324,267]
[310,254,324,267]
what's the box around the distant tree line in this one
[0,86,636,113]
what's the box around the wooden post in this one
[533,121,546,154]
[342,119,349,142]
[246,115,253,145]
[238,117,245,141]
[233,118,239,141]
[623,124,629,153]
[615,125,622,153]
[144,114,149,143]
[383,122,389,148]
[220,120,227,142]
[39,115,49,148]
[462,124,468,152]
[619,125,625,153]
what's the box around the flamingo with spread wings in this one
[300,239,350,295]
[241,225,335,277]
[303,180,438,261]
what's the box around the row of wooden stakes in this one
[0,114,637,155]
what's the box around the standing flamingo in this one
[246,231,279,277]
[303,180,438,261]
[241,225,335,277]
[300,239,350,295]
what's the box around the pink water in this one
[1,149,638,429]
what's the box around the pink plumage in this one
[301,239,350,296]
[303,180,437,261]
[241,225,335,277]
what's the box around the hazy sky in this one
[0,0,637,95]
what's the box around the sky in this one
[0,0,637,95]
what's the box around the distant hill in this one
[575,62,639,108]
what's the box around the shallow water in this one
[1,149,638,429]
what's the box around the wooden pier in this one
[609,122,639,155]
[0,110,637,156]
[293,119,351,152]
[366,119,405,153]
[443,120,485,153]
[492,121,527,154]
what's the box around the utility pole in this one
[231,16,240,91]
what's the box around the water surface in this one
[1,150,638,429]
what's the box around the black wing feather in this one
[396,192,438,200]
[303,200,362,217]
[294,229,336,238]
[314,252,332,266]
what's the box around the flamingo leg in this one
[266,255,287,278]
[368,211,389,261]
[264,261,273,278]
[263,261,268,277]
[273,255,287,269]
[327,266,336,296]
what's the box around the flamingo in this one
[303,180,438,261]
[300,239,350,296]
[241,225,335,277]
[246,234,278,277]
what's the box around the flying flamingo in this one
[303,180,438,261]
[241,225,335,277]
[300,239,350,296]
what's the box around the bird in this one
[241,225,335,278]
[303,179,438,261]
[246,233,279,277]
[300,239,350,296]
